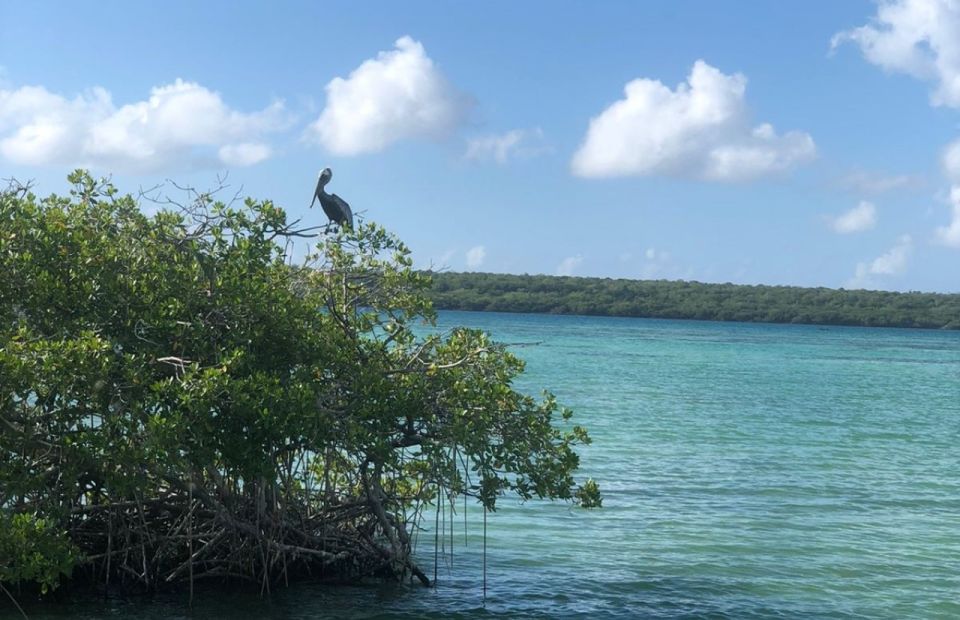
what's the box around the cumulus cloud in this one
[556,255,583,276]
[933,142,960,247]
[848,234,913,288]
[0,79,287,171]
[639,247,677,279]
[218,142,272,167]
[943,138,960,181]
[833,0,960,108]
[465,245,486,269]
[617,247,685,279]
[465,128,548,163]
[934,186,960,246]
[830,201,878,233]
[866,235,913,274]
[429,249,456,269]
[570,60,815,181]
[307,36,471,156]
[838,3,960,249]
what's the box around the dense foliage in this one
[0,173,598,599]
[429,272,960,330]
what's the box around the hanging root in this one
[64,477,430,595]
[1,582,28,620]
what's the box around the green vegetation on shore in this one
[0,173,598,602]
[428,272,960,330]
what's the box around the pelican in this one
[310,167,353,230]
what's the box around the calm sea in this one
[11,311,960,619]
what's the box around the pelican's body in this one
[310,167,354,230]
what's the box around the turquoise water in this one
[10,312,960,619]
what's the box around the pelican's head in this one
[318,167,332,187]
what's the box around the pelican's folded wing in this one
[333,193,354,229]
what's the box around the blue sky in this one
[1,1,959,292]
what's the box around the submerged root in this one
[64,480,430,596]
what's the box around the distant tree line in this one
[427,272,960,330]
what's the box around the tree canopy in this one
[0,172,598,600]
[428,272,960,330]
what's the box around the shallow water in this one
[10,312,960,619]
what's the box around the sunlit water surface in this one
[11,312,960,619]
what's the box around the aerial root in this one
[65,487,426,594]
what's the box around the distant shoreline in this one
[427,272,960,331]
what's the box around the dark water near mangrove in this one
[8,312,960,618]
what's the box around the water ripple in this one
[19,313,960,619]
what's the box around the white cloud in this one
[935,186,960,246]
[618,247,684,279]
[570,60,815,181]
[839,170,922,193]
[848,234,913,288]
[644,247,671,261]
[869,235,913,274]
[838,4,960,249]
[465,245,486,269]
[830,201,878,233]
[833,0,960,108]
[556,255,583,276]
[0,79,288,171]
[639,247,675,279]
[933,143,960,247]
[307,36,470,156]
[218,142,272,167]
[431,249,456,269]
[465,128,548,163]
[943,138,960,181]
